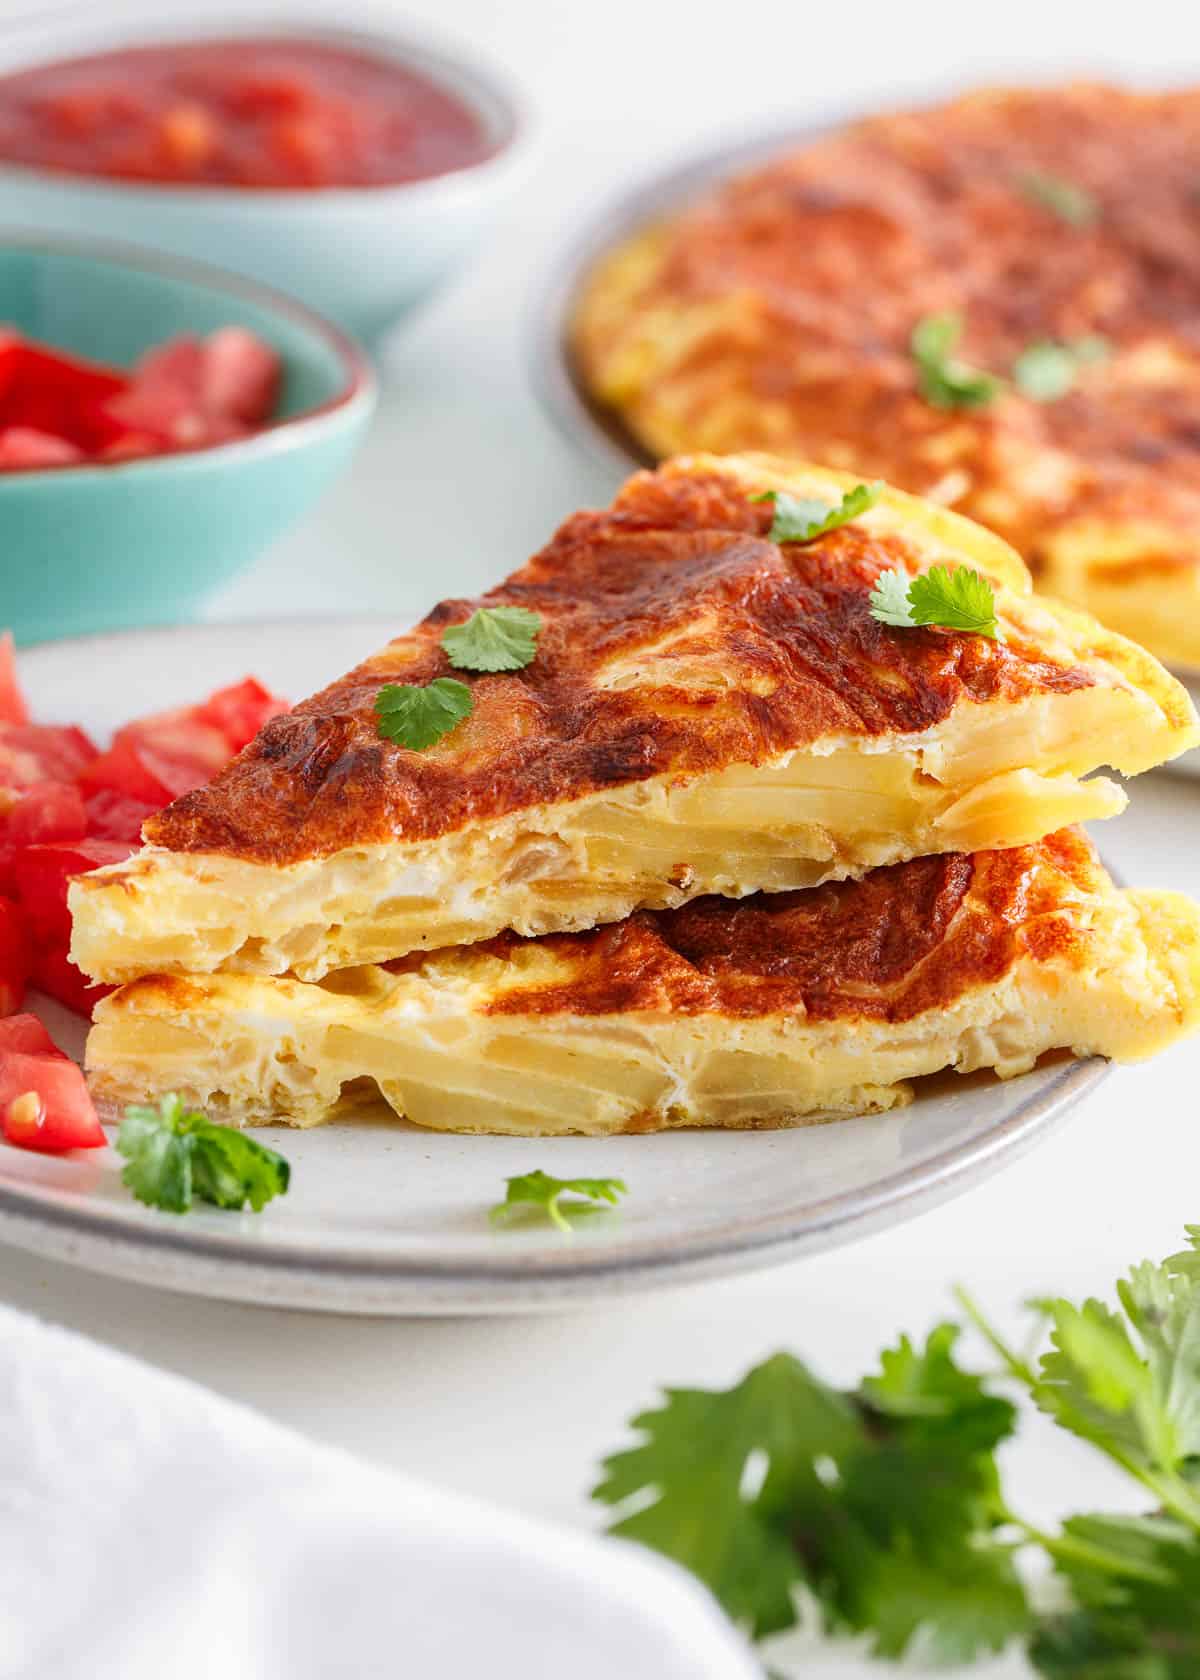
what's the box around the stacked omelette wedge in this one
[73,455,1200,1135]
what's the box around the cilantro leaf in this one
[752,481,881,544]
[489,1169,627,1232]
[1014,336,1110,401]
[375,676,473,752]
[1018,170,1099,228]
[870,564,1001,638]
[911,312,1004,410]
[596,1331,1028,1659]
[595,1353,861,1638]
[116,1094,289,1215]
[1032,1515,1200,1678]
[868,565,918,628]
[440,605,542,673]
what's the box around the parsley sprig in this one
[441,605,542,673]
[911,313,1004,410]
[116,1094,290,1214]
[870,563,1001,639]
[595,1222,1200,1673]
[753,482,881,544]
[490,1169,627,1232]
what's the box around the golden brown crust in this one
[147,457,1100,866]
[479,828,1104,1023]
[573,85,1200,609]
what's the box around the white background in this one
[6,3,1200,1674]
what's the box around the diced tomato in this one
[13,837,131,944]
[84,788,155,844]
[0,1052,105,1151]
[79,734,175,806]
[194,676,289,752]
[113,706,230,794]
[29,940,113,1021]
[203,327,281,425]
[0,897,31,1017]
[0,338,128,453]
[0,632,28,727]
[0,721,97,789]
[6,782,87,848]
[0,426,85,469]
[0,1012,68,1057]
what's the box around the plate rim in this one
[0,619,1111,1313]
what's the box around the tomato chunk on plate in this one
[0,633,29,727]
[0,1051,105,1151]
[0,896,31,1016]
[0,1011,68,1057]
[14,836,131,943]
[194,676,289,752]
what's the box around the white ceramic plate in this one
[0,620,1108,1315]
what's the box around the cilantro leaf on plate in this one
[911,312,1004,410]
[489,1169,627,1232]
[870,564,1001,638]
[1017,170,1099,228]
[752,481,881,544]
[116,1094,290,1215]
[375,676,473,752]
[441,605,542,673]
[1014,336,1110,401]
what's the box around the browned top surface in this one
[147,460,1094,864]
[482,828,1104,1021]
[577,85,1200,566]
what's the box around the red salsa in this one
[0,37,495,188]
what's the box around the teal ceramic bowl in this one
[0,236,374,645]
[0,14,531,344]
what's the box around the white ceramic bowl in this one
[0,9,533,344]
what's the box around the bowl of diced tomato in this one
[0,233,374,643]
[0,14,531,342]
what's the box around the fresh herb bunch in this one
[116,1094,290,1214]
[595,1224,1200,1673]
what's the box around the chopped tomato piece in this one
[0,896,31,1016]
[194,676,289,752]
[7,781,87,848]
[84,788,155,844]
[0,426,85,469]
[0,337,128,452]
[14,837,131,943]
[0,1052,105,1150]
[203,327,281,425]
[79,734,176,806]
[30,940,113,1021]
[0,720,97,788]
[0,1011,68,1057]
[0,632,28,726]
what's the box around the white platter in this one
[0,620,1108,1315]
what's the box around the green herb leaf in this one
[490,1169,627,1232]
[441,605,542,673]
[1032,1514,1200,1677]
[116,1094,290,1215]
[375,676,473,752]
[1018,171,1099,228]
[868,565,919,627]
[752,481,881,544]
[911,312,1004,410]
[1014,336,1111,401]
[870,564,1001,638]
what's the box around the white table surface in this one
[6,2,1200,1674]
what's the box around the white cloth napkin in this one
[0,1303,760,1680]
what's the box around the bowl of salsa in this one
[0,16,531,342]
